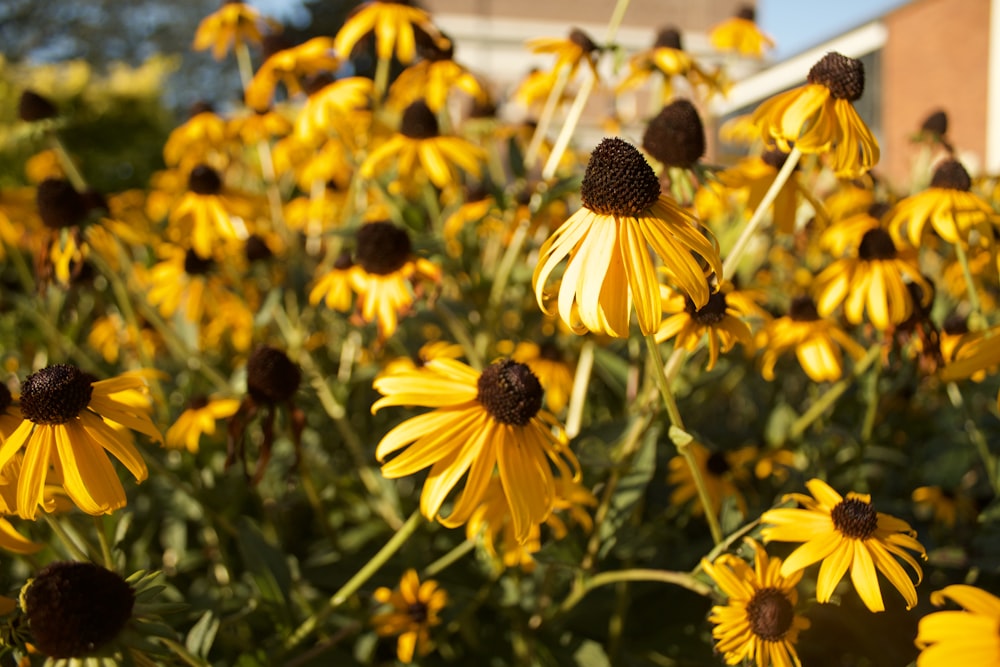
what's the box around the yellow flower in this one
[360,100,484,190]
[911,485,977,529]
[388,38,486,112]
[753,52,878,177]
[308,251,356,313]
[165,396,241,454]
[527,28,601,80]
[758,296,866,383]
[162,108,228,173]
[654,281,755,371]
[244,37,340,110]
[377,341,465,379]
[701,538,810,667]
[345,221,441,339]
[294,77,374,144]
[511,341,574,414]
[760,478,926,612]
[709,6,775,58]
[334,1,444,64]
[372,358,579,542]
[939,324,1000,411]
[0,366,162,519]
[192,2,280,60]
[915,585,1000,667]
[718,151,803,234]
[813,227,932,331]
[533,137,722,337]
[886,158,998,250]
[371,569,447,664]
[667,441,756,517]
[167,164,256,258]
[618,27,725,102]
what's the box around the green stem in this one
[787,344,881,442]
[946,382,999,494]
[283,510,423,651]
[48,135,88,192]
[92,515,115,570]
[42,515,91,562]
[235,42,255,93]
[642,333,683,428]
[523,65,571,170]
[722,146,802,280]
[953,241,983,329]
[860,340,883,443]
[487,220,530,310]
[373,54,391,104]
[423,539,475,577]
[558,568,712,616]
[158,638,212,667]
[565,340,595,438]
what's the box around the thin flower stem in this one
[158,638,212,667]
[946,382,999,493]
[423,538,476,577]
[787,344,881,442]
[48,135,88,192]
[283,510,424,652]
[92,515,115,570]
[721,145,802,281]
[860,340,884,443]
[541,0,631,180]
[42,515,91,562]
[434,300,483,371]
[644,333,723,544]
[373,54,392,104]
[524,65,571,170]
[12,294,101,373]
[487,220,530,310]
[558,568,712,616]
[953,241,983,329]
[235,43,255,93]
[565,339,595,438]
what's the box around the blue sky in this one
[759,0,912,58]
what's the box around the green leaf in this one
[236,517,293,626]
[185,610,220,658]
[598,421,661,559]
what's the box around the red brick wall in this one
[882,0,989,189]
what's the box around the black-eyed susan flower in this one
[347,221,441,339]
[753,51,878,177]
[372,358,579,542]
[146,245,234,325]
[0,383,21,440]
[334,1,445,64]
[667,441,756,517]
[654,282,755,371]
[618,27,725,102]
[718,149,805,235]
[377,340,465,379]
[360,100,484,191]
[371,569,447,664]
[33,178,105,285]
[388,33,487,112]
[760,478,926,612]
[527,28,601,80]
[0,455,43,555]
[295,76,374,144]
[939,324,1000,410]
[0,365,161,519]
[701,538,810,667]
[167,164,256,258]
[511,341,574,414]
[642,98,706,171]
[758,296,866,383]
[911,485,977,529]
[165,395,241,454]
[709,5,775,59]
[193,1,280,60]
[915,584,1000,667]
[533,137,723,337]
[308,250,356,313]
[813,227,932,331]
[886,158,998,250]
[244,37,341,110]
[162,106,229,174]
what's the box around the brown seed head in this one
[400,100,439,139]
[642,99,706,168]
[36,178,88,229]
[686,290,728,326]
[477,359,543,426]
[746,588,795,641]
[19,364,94,425]
[654,27,683,50]
[930,159,972,192]
[569,28,599,54]
[184,249,215,275]
[580,137,661,216]
[807,52,865,101]
[355,221,412,275]
[788,296,820,322]
[830,496,879,539]
[19,90,58,122]
[246,346,301,405]
[188,164,223,195]
[857,228,897,261]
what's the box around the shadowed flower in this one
[372,358,579,542]
[371,569,447,664]
[388,35,487,112]
[193,1,280,60]
[309,250,356,313]
[761,478,926,612]
[334,1,445,64]
[168,164,256,257]
[911,485,977,529]
[527,28,601,80]
[0,366,161,519]
[709,6,775,58]
[701,538,810,667]
[533,137,722,337]
[915,584,1000,667]
[668,441,756,517]
[618,27,725,102]
[753,51,878,177]
[655,281,756,370]
[165,396,242,454]
[244,37,340,110]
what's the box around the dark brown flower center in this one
[807,52,865,101]
[642,99,705,168]
[333,250,355,271]
[867,202,891,221]
[686,290,728,326]
[830,497,879,539]
[569,28,598,54]
[188,164,223,195]
[401,100,439,139]
[580,137,661,216]
[920,110,948,137]
[857,228,897,261]
[416,27,454,61]
[762,148,791,171]
[246,346,301,405]
[355,221,412,275]
[930,159,972,192]
[188,395,210,411]
[19,364,94,425]
[539,342,563,362]
[0,383,11,413]
[477,359,543,426]
[943,313,968,336]
[746,588,795,641]
[36,178,88,229]
[706,451,730,477]
[654,27,683,50]
[407,601,429,624]
[24,561,135,659]
[19,89,58,122]
[788,296,820,322]
[245,234,273,262]
[736,5,756,21]
[184,249,215,275]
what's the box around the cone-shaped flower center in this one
[401,101,439,139]
[706,451,731,477]
[943,313,969,336]
[355,221,412,275]
[807,52,865,101]
[930,159,972,192]
[736,5,756,21]
[333,249,355,271]
[686,290,728,326]
[642,99,705,168]
[188,395,210,411]
[477,359,543,426]
[920,110,948,137]
[36,178,87,229]
[762,148,791,171]
[24,561,135,659]
[788,296,820,322]
[654,27,683,50]
[580,137,661,216]
[184,249,215,275]
[407,601,429,624]
[246,346,301,405]
[746,588,795,641]
[0,383,11,413]
[19,89,58,122]
[19,364,94,425]
[858,228,898,261]
[569,27,598,54]
[831,497,879,539]
[188,164,223,195]
[245,234,272,262]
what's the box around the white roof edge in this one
[710,21,889,116]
